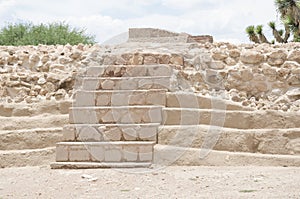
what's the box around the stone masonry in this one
[1,28,300,168]
[50,64,173,168]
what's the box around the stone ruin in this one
[0,28,299,168]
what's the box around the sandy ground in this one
[0,165,299,199]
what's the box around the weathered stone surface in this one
[288,50,300,63]
[82,77,171,91]
[267,50,287,66]
[240,51,264,64]
[70,106,163,124]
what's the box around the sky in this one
[0,0,281,44]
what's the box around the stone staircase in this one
[0,100,69,168]
[155,94,300,167]
[50,64,172,168]
[50,63,300,169]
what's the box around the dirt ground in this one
[0,165,299,199]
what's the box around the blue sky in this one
[0,0,280,43]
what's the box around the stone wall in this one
[0,41,299,111]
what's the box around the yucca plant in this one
[255,25,270,43]
[268,21,285,43]
[246,25,260,43]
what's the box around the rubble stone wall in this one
[0,42,299,111]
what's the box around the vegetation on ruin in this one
[246,0,300,43]
[0,22,96,46]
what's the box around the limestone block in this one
[123,127,139,141]
[283,61,300,69]
[292,68,300,74]
[288,50,300,63]
[267,50,287,66]
[158,54,171,64]
[130,54,144,65]
[240,51,264,64]
[224,57,236,66]
[96,93,111,106]
[211,49,228,60]
[123,146,139,161]
[286,138,300,154]
[56,145,69,161]
[119,79,138,90]
[126,66,147,77]
[143,55,157,65]
[170,55,184,65]
[146,91,166,106]
[104,146,122,162]
[208,61,226,70]
[277,68,291,81]
[69,146,90,161]
[240,69,253,81]
[101,80,115,90]
[229,49,240,58]
[90,146,105,162]
[129,92,146,105]
[287,74,300,86]
[111,93,129,106]
[59,100,71,114]
[62,126,76,141]
[147,65,172,76]
[78,126,103,141]
[104,127,122,141]
[255,82,268,92]
[139,145,153,161]
[138,126,157,141]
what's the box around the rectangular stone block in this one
[90,146,105,162]
[56,145,69,161]
[74,90,166,107]
[104,146,122,162]
[69,145,90,162]
[139,145,153,162]
[69,106,163,124]
[62,125,76,141]
[123,146,138,161]
[55,142,155,163]
[63,124,159,142]
[85,65,172,77]
[82,77,171,91]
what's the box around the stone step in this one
[0,127,63,150]
[69,106,163,124]
[0,100,71,117]
[51,162,151,169]
[0,114,69,130]
[166,92,254,111]
[0,147,55,168]
[84,65,172,77]
[63,124,159,142]
[158,125,300,155]
[74,89,167,107]
[154,144,300,167]
[162,108,300,129]
[81,76,171,91]
[55,141,155,163]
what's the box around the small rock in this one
[37,77,46,85]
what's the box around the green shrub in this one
[0,22,96,46]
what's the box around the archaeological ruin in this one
[0,28,299,168]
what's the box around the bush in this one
[0,22,96,46]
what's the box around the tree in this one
[0,22,96,46]
[245,0,300,43]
